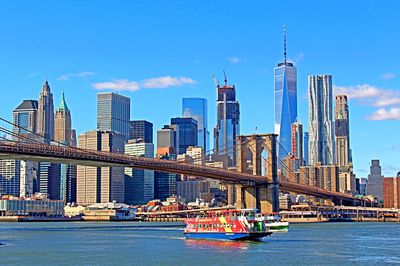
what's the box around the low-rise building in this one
[0,198,64,217]
[82,202,136,221]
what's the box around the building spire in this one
[284,24,287,64]
[57,91,69,111]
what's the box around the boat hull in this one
[266,222,289,232]
[184,232,272,241]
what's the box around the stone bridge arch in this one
[233,134,279,212]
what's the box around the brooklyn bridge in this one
[0,131,357,213]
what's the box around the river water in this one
[1,222,399,265]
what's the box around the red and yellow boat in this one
[184,209,273,241]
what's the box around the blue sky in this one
[0,1,399,177]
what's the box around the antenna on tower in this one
[284,24,287,64]
[223,70,227,86]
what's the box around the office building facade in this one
[157,125,178,157]
[77,130,125,206]
[97,92,130,141]
[11,100,39,197]
[129,120,153,143]
[334,95,351,167]
[383,174,400,209]
[13,100,38,137]
[182,98,209,151]
[124,140,154,205]
[155,154,177,201]
[308,75,335,165]
[0,160,21,196]
[171,117,198,155]
[367,159,383,200]
[303,132,309,166]
[37,81,54,142]
[291,120,303,169]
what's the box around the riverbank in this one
[1,216,399,223]
[283,217,400,223]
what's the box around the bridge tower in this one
[232,134,279,213]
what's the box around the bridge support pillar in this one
[235,185,244,209]
[227,184,235,206]
[244,187,257,209]
[257,186,271,213]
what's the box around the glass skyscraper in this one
[274,29,297,164]
[97,92,130,141]
[182,98,209,152]
[171,117,198,155]
[214,79,240,167]
[129,120,153,143]
[13,100,38,137]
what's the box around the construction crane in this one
[212,74,219,88]
[223,70,228,86]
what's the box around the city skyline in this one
[1,1,400,177]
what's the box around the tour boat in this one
[183,209,273,241]
[263,212,289,232]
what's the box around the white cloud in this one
[57,71,96,81]
[227,56,240,64]
[375,97,400,107]
[381,72,396,80]
[367,108,400,120]
[92,79,140,91]
[333,84,381,99]
[334,84,400,107]
[141,76,195,89]
[92,76,195,92]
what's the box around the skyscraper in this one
[0,160,20,196]
[214,75,240,167]
[367,159,383,200]
[383,173,400,209]
[38,162,61,199]
[308,75,335,165]
[54,92,72,145]
[171,117,198,155]
[129,120,153,143]
[97,92,130,141]
[291,119,303,169]
[77,130,125,206]
[182,98,209,151]
[124,140,154,204]
[12,100,39,197]
[274,27,297,164]
[13,100,38,137]
[334,95,351,167]
[37,81,54,142]
[54,93,76,203]
[154,169,177,201]
[303,132,309,166]
[157,125,178,157]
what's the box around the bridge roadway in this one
[0,141,354,201]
